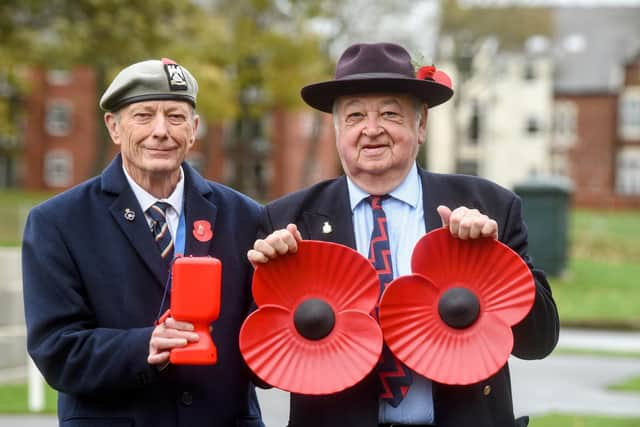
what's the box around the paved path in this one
[2,328,639,426]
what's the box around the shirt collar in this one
[122,164,185,215]
[347,164,421,211]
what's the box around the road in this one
[2,328,639,427]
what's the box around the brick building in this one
[21,67,340,201]
[551,7,640,208]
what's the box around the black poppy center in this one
[293,298,336,340]
[438,287,480,329]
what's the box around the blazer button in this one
[483,385,492,396]
[181,391,193,406]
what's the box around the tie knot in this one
[367,195,389,210]
[147,201,171,221]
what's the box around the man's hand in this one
[148,317,199,366]
[247,223,303,267]
[437,205,498,240]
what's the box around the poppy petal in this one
[252,240,379,313]
[240,305,382,394]
[380,275,514,385]
[411,228,535,326]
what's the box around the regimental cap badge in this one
[162,58,189,91]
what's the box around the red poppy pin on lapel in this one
[193,220,213,242]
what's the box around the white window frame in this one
[553,100,577,147]
[45,99,73,137]
[44,149,73,188]
[619,87,640,141]
[616,147,640,196]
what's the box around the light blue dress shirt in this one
[347,164,435,425]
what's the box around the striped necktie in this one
[367,195,413,407]
[147,201,174,267]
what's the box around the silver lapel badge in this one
[124,208,136,222]
[322,221,332,234]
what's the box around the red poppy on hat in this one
[239,240,383,394]
[416,65,453,89]
[379,228,535,385]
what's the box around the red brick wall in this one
[558,90,640,209]
[23,67,98,191]
[22,69,46,190]
[562,94,617,206]
[624,57,640,86]
[268,109,339,200]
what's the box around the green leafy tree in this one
[1,0,334,194]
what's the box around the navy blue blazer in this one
[22,154,265,427]
[260,167,559,427]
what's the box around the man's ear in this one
[418,104,429,144]
[189,114,200,148]
[104,113,121,146]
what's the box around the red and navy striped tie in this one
[367,195,413,407]
[147,202,174,268]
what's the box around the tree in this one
[0,0,332,194]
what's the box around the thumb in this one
[437,205,452,228]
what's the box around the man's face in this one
[334,93,427,190]
[104,100,198,181]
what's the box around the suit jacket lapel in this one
[102,155,169,286]
[420,168,447,233]
[182,163,217,257]
[301,176,356,249]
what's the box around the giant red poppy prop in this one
[379,228,535,385]
[240,240,383,395]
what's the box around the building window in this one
[619,88,640,140]
[523,63,536,81]
[44,149,73,188]
[526,117,540,135]
[468,100,481,145]
[46,70,72,86]
[45,100,73,136]
[616,148,640,195]
[553,100,577,146]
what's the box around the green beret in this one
[99,58,198,112]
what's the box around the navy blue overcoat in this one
[23,154,265,427]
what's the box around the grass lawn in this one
[0,189,54,246]
[609,375,640,393]
[532,413,640,427]
[550,258,640,328]
[0,382,57,414]
[548,209,640,329]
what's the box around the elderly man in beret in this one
[23,58,265,427]
[248,42,559,427]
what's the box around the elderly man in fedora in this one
[248,42,559,427]
[23,58,265,427]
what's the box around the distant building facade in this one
[427,36,553,192]
[551,7,640,208]
[428,7,640,209]
[20,67,339,201]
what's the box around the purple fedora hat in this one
[301,42,453,113]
